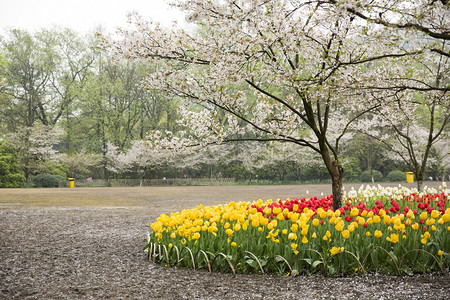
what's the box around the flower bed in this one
[146,184,450,275]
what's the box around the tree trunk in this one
[330,161,344,211]
[416,170,424,191]
[322,150,344,210]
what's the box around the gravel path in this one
[1,185,449,299]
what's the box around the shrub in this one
[285,172,298,182]
[387,170,406,182]
[0,143,26,188]
[360,170,383,182]
[32,173,61,188]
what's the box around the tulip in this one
[374,230,382,238]
[386,233,399,243]
[420,212,428,220]
[288,232,297,240]
[342,229,350,239]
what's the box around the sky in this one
[0,0,187,35]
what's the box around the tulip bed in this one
[146,184,450,276]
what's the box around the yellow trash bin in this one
[406,172,414,183]
[68,178,75,188]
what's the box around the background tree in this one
[0,142,26,188]
[0,28,94,129]
[4,123,63,180]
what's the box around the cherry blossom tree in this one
[364,91,449,190]
[104,0,432,209]
[337,0,450,190]
[5,123,63,180]
[106,140,174,185]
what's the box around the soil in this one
[1,184,449,299]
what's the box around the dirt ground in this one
[1,183,449,299]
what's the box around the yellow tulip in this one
[291,223,298,233]
[330,246,343,255]
[260,217,269,226]
[431,210,440,219]
[312,218,320,227]
[301,227,308,236]
[420,212,428,220]
[290,213,299,223]
[374,230,382,239]
[348,224,355,233]
[358,217,365,226]
[342,229,350,239]
[277,213,284,221]
[335,223,344,232]
[291,243,298,251]
[318,209,327,219]
[443,213,450,223]
[386,233,399,243]
[350,207,359,217]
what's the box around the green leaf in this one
[327,265,336,275]
[246,259,259,269]
[302,258,313,265]
[274,256,285,263]
[401,266,413,276]
[312,260,323,268]
[389,251,399,264]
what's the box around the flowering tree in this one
[366,93,449,190]
[337,0,450,189]
[5,123,63,180]
[105,0,433,209]
[106,140,173,185]
[58,149,101,178]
